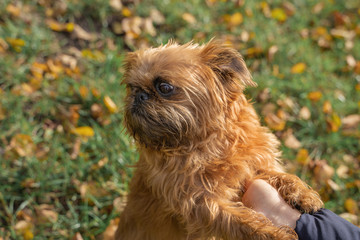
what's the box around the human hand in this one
[243,179,301,229]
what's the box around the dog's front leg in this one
[255,171,323,214]
[183,198,297,240]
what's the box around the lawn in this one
[0,0,359,239]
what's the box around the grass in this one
[0,0,359,239]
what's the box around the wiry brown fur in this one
[116,41,323,240]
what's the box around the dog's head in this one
[122,40,256,151]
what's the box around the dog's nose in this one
[135,91,149,104]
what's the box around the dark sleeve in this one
[295,209,360,240]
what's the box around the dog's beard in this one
[124,101,197,150]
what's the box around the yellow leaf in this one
[271,8,287,22]
[104,96,118,113]
[307,91,322,102]
[344,198,359,214]
[296,148,309,165]
[326,113,341,132]
[122,7,132,17]
[71,126,95,137]
[65,23,75,32]
[291,62,306,74]
[6,38,25,48]
[229,12,243,26]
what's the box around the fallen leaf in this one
[150,8,165,24]
[336,164,349,179]
[344,198,359,214]
[307,91,322,102]
[122,7,132,17]
[79,85,89,99]
[78,181,110,205]
[312,2,324,14]
[313,160,335,184]
[73,24,97,41]
[72,232,84,240]
[71,126,95,137]
[260,2,271,18]
[14,220,34,240]
[6,4,21,17]
[264,112,286,131]
[299,106,311,120]
[104,96,118,113]
[282,2,295,16]
[342,114,360,129]
[283,130,302,149]
[291,62,306,74]
[109,0,122,11]
[267,45,278,62]
[296,148,310,165]
[322,100,332,114]
[91,157,109,170]
[182,13,196,24]
[91,103,104,119]
[10,134,35,157]
[5,38,25,52]
[271,8,287,22]
[35,204,58,223]
[338,213,359,226]
[102,218,120,240]
[326,113,341,132]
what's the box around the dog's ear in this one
[200,41,257,88]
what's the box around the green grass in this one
[0,0,359,239]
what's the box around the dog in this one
[115,40,323,240]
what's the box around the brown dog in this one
[115,40,323,240]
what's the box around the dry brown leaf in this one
[182,13,196,24]
[339,213,359,226]
[313,160,335,184]
[299,106,311,120]
[102,218,120,240]
[73,24,97,41]
[283,130,301,149]
[342,114,360,129]
[113,197,127,213]
[150,8,165,24]
[312,2,324,14]
[282,2,295,16]
[35,204,58,223]
[72,232,84,240]
[264,112,286,131]
[267,45,278,62]
[336,164,349,179]
[10,134,35,157]
[109,0,122,11]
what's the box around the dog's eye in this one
[156,82,175,97]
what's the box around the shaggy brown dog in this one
[115,41,323,240]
